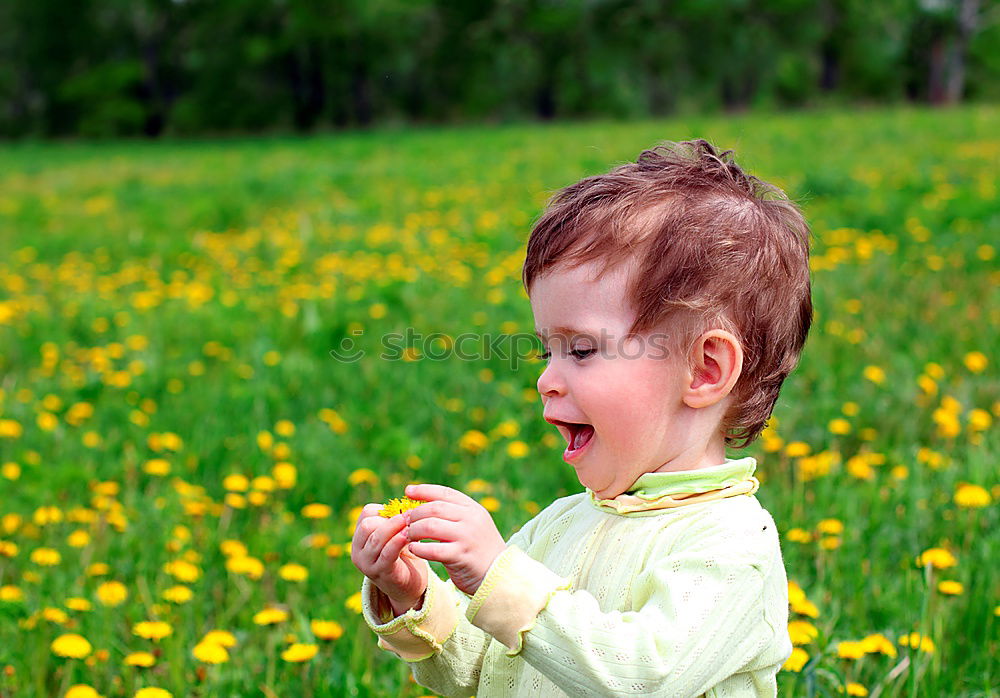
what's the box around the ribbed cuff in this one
[466,545,570,656]
[361,572,461,662]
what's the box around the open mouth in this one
[548,418,595,460]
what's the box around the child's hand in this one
[351,503,429,616]
[403,484,508,596]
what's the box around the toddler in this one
[351,139,811,697]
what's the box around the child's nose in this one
[536,361,566,397]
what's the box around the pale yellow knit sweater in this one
[361,457,792,697]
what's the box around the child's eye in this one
[570,348,595,360]
[538,351,551,361]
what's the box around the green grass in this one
[0,104,997,697]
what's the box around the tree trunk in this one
[944,0,980,104]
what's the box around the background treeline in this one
[1,0,997,138]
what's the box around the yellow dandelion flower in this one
[66,685,103,698]
[783,647,809,672]
[67,530,91,548]
[786,528,812,544]
[379,497,422,518]
[51,633,92,659]
[219,540,248,558]
[480,496,501,512]
[827,418,851,435]
[348,468,378,486]
[311,620,343,641]
[96,581,128,607]
[506,440,529,458]
[1,462,20,480]
[0,585,24,602]
[466,478,492,493]
[0,541,19,557]
[820,537,841,550]
[844,683,868,696]
[31,548,61,566]
[837,641,865,660]
[967,408,992,432]
[458,429,489,454]
[66,598,92,612]
[134,688,172,698]
[785,441,810,458]
[345,591,363,614]
[132,621,173,641]
[787,621,818,645]
[0,419,23,439]
[954,483,990,508]
[252,608,289,626]
[301,503,332,519]
[202,630,237,647]
[860,633,897,657]
[279,563,309,582]
[817,519,844,535]
[863,365,886,385]
[963,351,988,373]
[192,641,229,664]
[898,632,935,653]
[163,586,193,604]
[281,643,318,662]
[222,474,249,492]
[937,580,964,595]
[915,547,956,569]
[226,555,264,580]
[272,462,297,488]
[124,652,156,667]
[163,559,201,583]
[143,459,170,476]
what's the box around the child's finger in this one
[405,483,477,507]
[360,514,406,559]
[406,517,463,543]
[376,529,412,568]
[404,500,464,525]
[407,540,457,565]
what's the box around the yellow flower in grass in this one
[227,555,264,580]
[202,630,237,647]
[281,643,318,662]
[302,503,332,519]
[124,652,156,667]
[143,459,170,476]
[843,683,868,696]
[192,641,229,664]
[66,598,92,611]
[0,585,23,602]
[782,647,808,672]
[252,608,289,625]
[860,633,897,657]
[66,686,104,698]
[963,351,988,373]
[134,689,172,698]
[273,462,297,488]
[480,496,501,512]
[786,528,812,544]
[0,541,18,557]
[67,530,91,548]
[837,641,865,659]
[898,632,935,653]
[51,633,92,658]
[222,474,249,492]
[31,548,61,566]
[954,483,990,508]
[96,581,128,606]
[506,440,529,458]
[42,607,69,624]
[345,591,363,614]
[459,429,489,454]
[863,365,886,385]
[915,547,956,569]
[163,558,201,582]
[163,586,193,604]
[133,621,173,641]
[787,621,818,645]
[348,468,378,487]
[311,620,343,641]
[279,563,309,582]
[220,540,248,558]
[817,519,844,535]
[379,497,422,518]
[937,580,964,595]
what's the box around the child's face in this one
[530,261,702,500]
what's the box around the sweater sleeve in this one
[361,505,549,697]
[466,516,783,697]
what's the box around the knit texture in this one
[362,457,792,697]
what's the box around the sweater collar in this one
[588,457,759,515]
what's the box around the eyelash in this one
[538,348,595,361]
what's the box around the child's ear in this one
[683,330,743,409]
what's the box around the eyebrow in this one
[534,325,592,339]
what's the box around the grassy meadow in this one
[0,105,997,697]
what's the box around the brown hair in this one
[522,139,812,447]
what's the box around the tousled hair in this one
[522,139,812,447]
